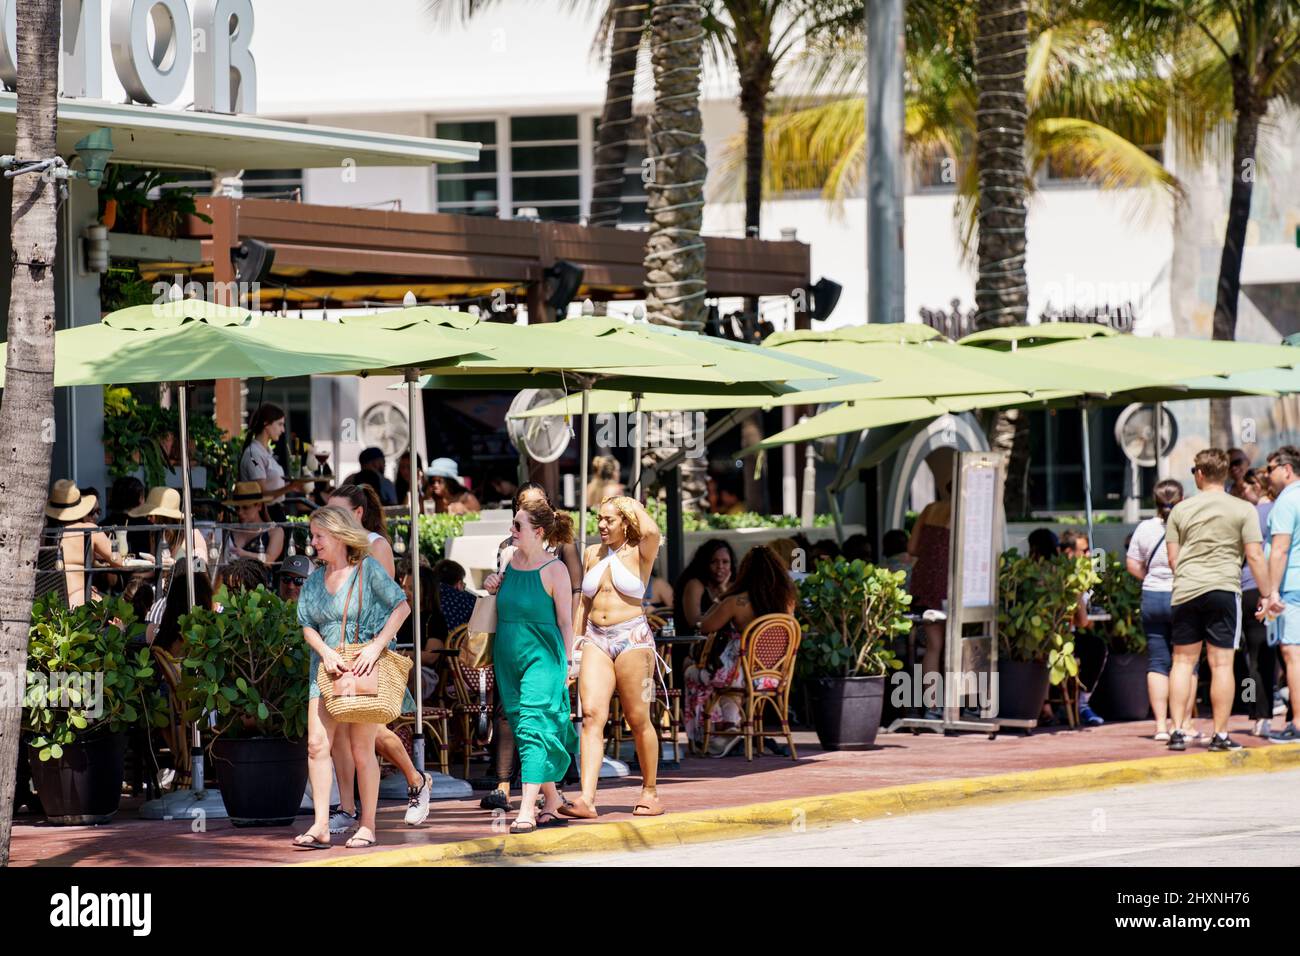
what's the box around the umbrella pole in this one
[579,388,590,556]
[1155,401,1168,480]
[631,393,643,501]
[178,383,203,790]
[407,369,424,773]
[138,381,228,818]
[1081,402,1094,554]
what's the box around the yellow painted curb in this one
[301,744,1300,867]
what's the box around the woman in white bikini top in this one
[561,495,666,821]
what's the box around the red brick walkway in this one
[9,714,1279,866]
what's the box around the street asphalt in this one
[532,766,1300,866]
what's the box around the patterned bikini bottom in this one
[582,615,655,661]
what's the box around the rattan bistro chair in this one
[701,613,802,761]
[444,623,496,777]
[150,645,191,787]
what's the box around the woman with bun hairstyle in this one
[482,498,579,833]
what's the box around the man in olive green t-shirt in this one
[1165,449,1270,753]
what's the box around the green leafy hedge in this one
[997,549,1099,685]
[102,388,239,494]
[23,596,167,761]
[1091,556,1145,655]
[386,512,479,561]
[796,558,910,679]
[177,587,310,741]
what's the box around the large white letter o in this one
[110,0,193,106]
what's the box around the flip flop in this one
[632,796,665,816]
[536,811,569,828]
[344,832,376,849]
[556,797,598,819]
[292,833,331,850]
[509,820,537,834]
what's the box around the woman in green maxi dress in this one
[484,498,579,833]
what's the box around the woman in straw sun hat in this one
[221,481,285,567]
[44,479,124,607]
[132,486,208,566]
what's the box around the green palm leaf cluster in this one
[733,0,1182,260]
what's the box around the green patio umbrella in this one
[339,306,831,771]
[0,295,492,816]
[515,322,1182,423]
[960,324,1300,545]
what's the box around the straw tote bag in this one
[317,564,412,724]
[464,587,497,670]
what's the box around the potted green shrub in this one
[996,550,1097,720]
[797,558,908,749]
[1089,557,1150,722]
[178,587,311,827]
[23,596,167,825]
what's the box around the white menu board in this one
[960,463,997,607]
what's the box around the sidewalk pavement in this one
[10,714,1298,867]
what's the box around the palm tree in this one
[590,0,651,226]
[975,0,1032,513]
[746,2,1179,513]
[1089,0,1300,448]
[643,0,708,332]
[746,6,1176,260]
[0,0,63,867]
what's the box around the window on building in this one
[591,115,649,225]
[434,119,500,217]
[1026,405,1134,517]
[510,114,581,222]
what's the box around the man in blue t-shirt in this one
[1263,446,1300,742]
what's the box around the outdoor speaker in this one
[545,260,585,312]
[232,238,277,285]
[810,277,842,321]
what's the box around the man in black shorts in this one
[1165,449,1271,752]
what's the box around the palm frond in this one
[1030,116,1183,229]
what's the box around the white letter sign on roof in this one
[193,0,256,113]
[109,0,193,106]
[62,1,104,99]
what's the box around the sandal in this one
[292,831,331,851]
[556,796,598,819]
[536,811,569,828]
[509,819,537,834]
[632,795,665,816]
[344,829,376,849]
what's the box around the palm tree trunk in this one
[644,0,708,331]
[0,0,63,867]
[1208,76,1262,450]
[644,0,708,508]
[973,0,1030,516]
[590,0,649,227]
[739,60,773,512]
[739,60,771,239]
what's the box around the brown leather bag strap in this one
[339,563,363,645]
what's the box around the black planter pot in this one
[808,676,885,751]
[26,732,127,825]
[1095,652,1152,722]
[211,736,308,828]
[996,659,1051,721]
